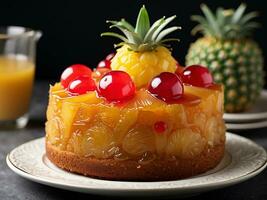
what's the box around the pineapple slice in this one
[113,109,138,143]
[184,84,223,115]
[166,128,206,159]
[70,122,115,158]
[46,84,66,120]
[205,117,226,146]
[122,125,155,156]
[60,101,79,146]
[126,89,163,108]
[155,133,168,155]
[98,105,121,129]
[45,117,63,146]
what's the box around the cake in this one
[45,6,226,181]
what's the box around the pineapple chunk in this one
[205,117,225,146]
[184,84,223,116]
[81,123,115,158]
[155,133,168,155]
[166,128,206,159]
[114,109,138,143]
[122,125,155,156]
[98,105,121,129]
[60,101,79,146]
[45,117,62,145]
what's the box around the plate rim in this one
[226,120,267,130]
[6,153,267,193]
[6,133,267,195]
[224,90,267,123]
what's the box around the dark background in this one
[0,0,266,81]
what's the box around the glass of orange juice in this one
[0,26,42,129]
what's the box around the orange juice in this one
[0,55,35,120]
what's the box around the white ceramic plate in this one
[224,90,267,123]
[226,120,267,131]
[6,133,267,197]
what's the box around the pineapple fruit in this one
[186,4,264,113]
[46,83,225,160]
[102,6,179,88]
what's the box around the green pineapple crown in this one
[191,4,260,39]
[101,5,181,52]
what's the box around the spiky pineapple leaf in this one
[151,15,177,41]
[156,26,181,42]
[232,4,246,24]
[216,7,225,27]
[107,19,134,32]
[159,38,180,44]
[109,24,142,44]
[101,32,128,42]
[144,17,165,42]
[191,15,207,25]
[121,19,135,32]
[101,5,180,52]
[192,4,260,39]
[240,12,258,25]
[200,4,221,37]
[191,15,215,36]
[135,5,150,39]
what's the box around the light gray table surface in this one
[0,81,267,200]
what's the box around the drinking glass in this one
[0,26,42,129]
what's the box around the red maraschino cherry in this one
[154,121,167,134]
[98,70,135,102]
[182,65,213,88]
[105,53,115,61]
[175,63,184,76]
[97,60,111,69]
[92,68,111,82]
[148,72,184,102]
[97,53,115,69]
[67,75,96,95]
[61,64,92,88]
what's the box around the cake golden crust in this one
[46,140,225,181]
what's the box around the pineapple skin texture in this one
[111,45,177,88]
[186,37,264,113]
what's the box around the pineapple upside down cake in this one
[45,6,226,181]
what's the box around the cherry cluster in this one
[60,53,214,103]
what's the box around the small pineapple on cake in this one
[45,6,226,181]
[186,4,264,113]
[101,5,180,88]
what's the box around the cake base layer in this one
[46,141,225,181]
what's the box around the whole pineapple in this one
[186,4,264,113]
[102,6,180,88]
